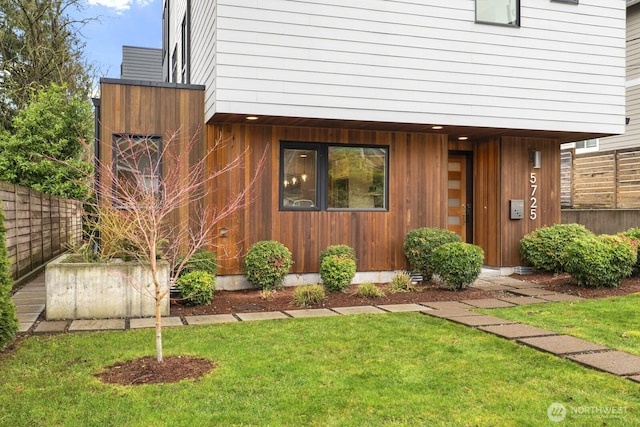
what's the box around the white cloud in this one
[87,0,153,12]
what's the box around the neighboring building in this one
[120,46,163,81]
[97,1,626,287]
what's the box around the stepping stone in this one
[538,294,586,302]
[421,301,473,310]
[449,314,516,327]
[130,317,184,329]
[508,288,558,297]
[485,277,529,286]
[34,320,69,334]
[235,311,290,321]
[69,319,125,331]
[518,335,609,355]
[285,309,339,318]
[469,282,514,291]
[461,298,515,309]
[479,324,556,339]
[498,296,547,305]
[501,281,548,289]
[567,351,640,376]
[627,375,640,383]
[377,304,426,312]
[331,306,386,315]
[185,314,238,325]
[421,309,480,319]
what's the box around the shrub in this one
[431,242,484,291]
[292,284,326,307]
[320,244,356,263]
[388,271,416,293]
[403,227,461,281]
[181,250,218,277]
[620,228,640,276]
[561,234,636,288]
[520,224,594,273]
[243,240,293,290]
[0,207,18,350]
[355,282,385,298]
[175,271,216,306]
[320,255,356,292]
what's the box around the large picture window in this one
[476,0,520,26]
[280,142,388,211]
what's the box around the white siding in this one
[183,0,626,134]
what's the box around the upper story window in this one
[476,0,520,27]
[180,16,189,84]
[575,139,598,154]
[280,142,388,211]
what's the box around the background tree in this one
[0,83,93,200]
[0,0,92,130]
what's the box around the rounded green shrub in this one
[181,250,218,277]
[620,227,640,276]
[243,240,293,290]
[292,284,326,307]
[431,242,484,291]
[175,270,216,306]
[520,224,594,273]
[403,227,461,281]
[320,244,356,263]
[561,234,636,288]
[355,282,385,298]
[320,255,356,292]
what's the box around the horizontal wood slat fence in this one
[0,182,83,281]
[562,147,640,209]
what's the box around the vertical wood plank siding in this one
[210,123,448,275]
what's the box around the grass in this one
[481,293,640,356]
[1,313,639,426]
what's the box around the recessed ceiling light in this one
[458,136,468,141]
[246,116,259,121]
[432,125,443,130]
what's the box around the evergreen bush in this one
[175,270,216,306]
[243,240,293,290]
[320,244,356,263]
[181,250,218,277]
[520,224,594,273]
[320,255,356,292]
[620,227,640,276]
[431,242,484,290]
[0,207,18,350]
[403,227,461,281]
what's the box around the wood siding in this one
[173,1,625,136]
[209,123,448,275]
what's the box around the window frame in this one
[279,141,389,212]
[575,138,599,154]
[475,0,521,27]
[112,134,163,207]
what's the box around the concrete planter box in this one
[45,254,170,320]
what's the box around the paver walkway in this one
[11,273,640,383]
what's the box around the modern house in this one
[96,1,626,288]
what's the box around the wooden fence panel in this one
[560,150,572,207]
[0,182,83,280]
[617,150,640,208]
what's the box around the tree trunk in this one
[155,294,163,363]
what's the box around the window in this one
[113,135,162,203]
[575,139,598,153]
[171,45,178,83]
[476,0,520,26]
[180,16,188,84]
[280,143,388,211]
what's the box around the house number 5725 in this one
[529,172,538,220]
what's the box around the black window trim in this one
[279,141,389,212]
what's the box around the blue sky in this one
[78,1,162,79]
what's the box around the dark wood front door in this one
[447,155,472,242]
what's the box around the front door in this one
[447,154,472,242]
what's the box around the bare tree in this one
[92,129,267,363]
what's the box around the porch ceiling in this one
[210,113,614,144]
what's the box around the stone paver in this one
[235,311,290,321]
[498,296,548,305]
[69,319,126,331]
[331,306,386,315]
[421,301,473,310]
[469,282,514,291]
[421,308,481,319]
[185,314,238,325]
[377,304,426,313]
[627,375,640,383]
[449,314,517,327]
[538,294,586,303]
[284,309,339,318]
[130,317,184,329]
[501,281,548,289]
[34,320,69,334]
[461,298,515,309]
[518,335,609,355]
[507,288,559,297]
[567,351,640,376]
[479,323,556,339]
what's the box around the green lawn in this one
[483,293,640,356]
[1,313,639,426]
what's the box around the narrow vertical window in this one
[476,0,520,26]
[181,16,187,84]
[282,148,318,208]
[171,45,178,83]
[113,135,162,204]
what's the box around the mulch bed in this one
[94,355,215,385]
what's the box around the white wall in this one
[176,0,626,135]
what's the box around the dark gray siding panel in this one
[121,46,163,82]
